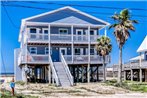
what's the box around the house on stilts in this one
[124,35,147,82]
[14,6,110,87]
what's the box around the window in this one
[45,47,49,54]
[75,48,80,55]
[76,29,83,35]
[90,30,94,35]
[59,29,68,35]
[30,28,37,33]
[90,48,95,55]
[30,47,37,54]
[43,28,48,34]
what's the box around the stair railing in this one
[49,55,60,86]
[60,53,74,86]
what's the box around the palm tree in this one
[109,9,138,84]
[96,36,112,82]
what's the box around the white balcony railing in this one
[63,55,110,64]
[18,50,49,64]
[27,33,99,42]
[28,33,48,41]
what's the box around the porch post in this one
[87,26,90,83]
[139,53,142,82]
[131,69,133,81]
[124,70,126,81]
[48,24,51,84]
[48,65,51,84]
[71,25,74,63]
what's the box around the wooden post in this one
[124,71,126,81]
[48,65,51,84]
[131,69,133,81]
[71,25,74,63]
[48,24,51,84]
[87,26,90,83]
[97,66,99,81]
[139,53,142,82]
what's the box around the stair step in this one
[53,61,71,87]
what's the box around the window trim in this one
[90,48,95,55]
[45,47,49,55]
[74,48,81,55]
[29,47,37,54]
[59,28,68,35]
[85,29,97,35]
[76,29,83,35]
[42,28,48,34]
[29,28,37,34]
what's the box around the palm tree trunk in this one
[118,47,122,84]
[103,56,106,82]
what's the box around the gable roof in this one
[137,35,147,53]
[23,6,109,25]
[53,16,93,24]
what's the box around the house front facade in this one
[14,6,110,87]
[123,36,147,82]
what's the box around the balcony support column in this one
[139,53,142,82]
[131,69,133,81]
[71,25,74,63]
[124,71,126,81]
[87,26,90,83]
[48,65,51,84]
[48,24,51,84]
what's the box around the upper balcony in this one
[28,33,99,44]
[22,27,100,44]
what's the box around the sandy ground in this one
[1,76,147,98]
[1,82,147,98]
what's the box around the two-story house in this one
[124,35,147,82]
[14,6,110,87]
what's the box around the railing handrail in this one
[49,55,60,86]
[60,53,74,86]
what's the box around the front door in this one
[60,48,67,61]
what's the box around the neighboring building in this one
[112,64,124,78]
[124,35,147,82]
[14,6,110,87]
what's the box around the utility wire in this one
[2,3,147,18]
[1,2,147,24]
[2,3,19,29]
[25,1,147,11]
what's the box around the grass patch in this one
[15,81,25,86]
[0,90,38,98]
[106,79,147,92]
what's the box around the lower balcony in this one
[63,55,110,64]
[19,54,49,64]
[18,51,110,65]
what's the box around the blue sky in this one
[1,1,147,73]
